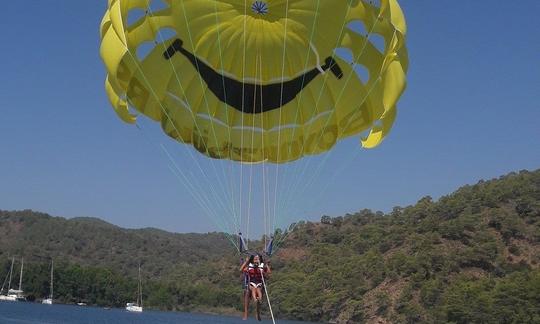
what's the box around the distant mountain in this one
[1,168,539,323]
[0,210,233,278]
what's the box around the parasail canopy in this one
[100,0,408,164]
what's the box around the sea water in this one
[0,301,312,324]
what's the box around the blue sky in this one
[0,1,539,239]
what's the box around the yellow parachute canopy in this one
[100,0,408,163]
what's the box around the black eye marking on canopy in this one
[163,39,343,114]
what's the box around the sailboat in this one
[0,258,16,301]
[126,264,143,312]
[42,260,54,304]
[0,258,25,301]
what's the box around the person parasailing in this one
[240,254,271,321]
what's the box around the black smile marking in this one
[163,39,343,114]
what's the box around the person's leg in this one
[255,287,262,321]
[250,286,260,319]
[242,289,249,320]
[250,285,258,302]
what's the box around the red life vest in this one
[246,263,267,284]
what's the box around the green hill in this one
[272,169,540,322]
[1,169,539,323]
[0,211,231,278]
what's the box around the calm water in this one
[0,301,311,324]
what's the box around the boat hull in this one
[126,304,143,312]
[0,295,17,302]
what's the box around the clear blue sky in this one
[1,1,539,238]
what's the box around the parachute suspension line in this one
[261,110,270,245]
[134,120,237,248]
[274,0,350,223]
[276,83,384,250]
[267,168,273,249]
[287,68,385,214]
[275,4,390,253]
[272,0,323,236]
[273,0,331,233]
[121,57,233,225]
[246,126,254,243]
[147,3,240,237]
[171,1,240,229]
[276,0,370,220]
[272,154,367,254]
[245,53,261,244]
[212,1,239,230]
[260,49,274,248]
[262,105,267,249]
[157,140,233,235]
[160,143,239,250]
[273,151,364,251]
[305,149,363,215]
[117,5,238,246]
[167,165,238,250]
[259,53,269,249]
[260,267,276,324]
[239,0,248,244]
[211,0,241,236]
[260,56,267,247]
[281,0,352,177]
[229,162,240,237]
[281,25,392,226]
[275,0,379,251]
[128,61,234,244]
[274,0,352,210]
[272,0,291,241]
[129,85,237,241]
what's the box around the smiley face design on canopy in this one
[100,0,408,163]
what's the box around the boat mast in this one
[7,257,14,292]
[18,258,23,291]
[138,264,142,307]
[50,260,54,299]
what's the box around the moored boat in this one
[125,264,143,313]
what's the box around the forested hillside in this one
[0,211,232,278]
[272,169,540,322]
[1,169,539,323]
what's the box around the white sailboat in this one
[0,258,16,301]
[0,258,25,301]
[42,260,54,304]
[126,264,143,312]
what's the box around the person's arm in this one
[265,261,272,276]
[240,259,249,272]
